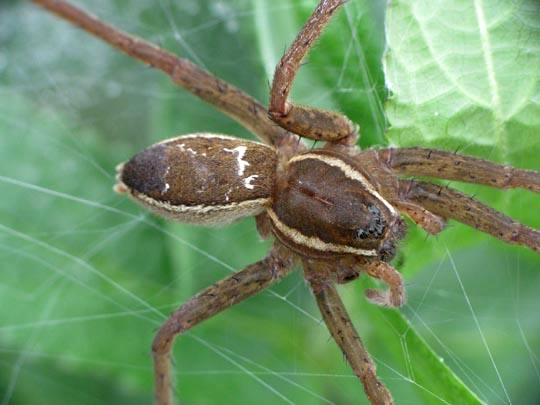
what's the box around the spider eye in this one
[355,229,369,239]
[353,205,387,240]
[369,204,380,215]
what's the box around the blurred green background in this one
[1,0,539,404]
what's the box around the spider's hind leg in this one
[152,243,296,405]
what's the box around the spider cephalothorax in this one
[34,0,540,404]
[269,148,407,261]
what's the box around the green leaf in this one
[385,0,540,153]
[384,1,540,403]
[384,0,540,273]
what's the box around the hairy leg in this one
[268,0,357,142]
[310,280,393,405]
[380,147,540,192]
[359,258,406,307]
[400,179,540,253]
[32,0,290,147]
[392,200,447,235]
[152,244,296,405]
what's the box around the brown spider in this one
[33,0,540,404]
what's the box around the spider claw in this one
[365,288,405,308]
[365,289,389,307]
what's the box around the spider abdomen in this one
[269,150,403,259]
[115,133,277,225]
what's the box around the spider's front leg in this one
[268,0,357,144]
[379,147,540,192]
[400,179,540,252]
[357,258,406,308]
[304,257,404,405]
[152,243,296,405]
[308,276,394,405]
[375,147,540,245]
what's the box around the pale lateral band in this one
[267,208,377,256]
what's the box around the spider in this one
[33,0,540,404]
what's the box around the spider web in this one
[1,0,539,404]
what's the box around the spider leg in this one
[152,244,296,405]
[379,147,540,192]
[32,0,290,147]
[400,179,540,252]
[358,258,406,308]
[310,280,394,405]
[268,0,357,143]
[392,200,447,235]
